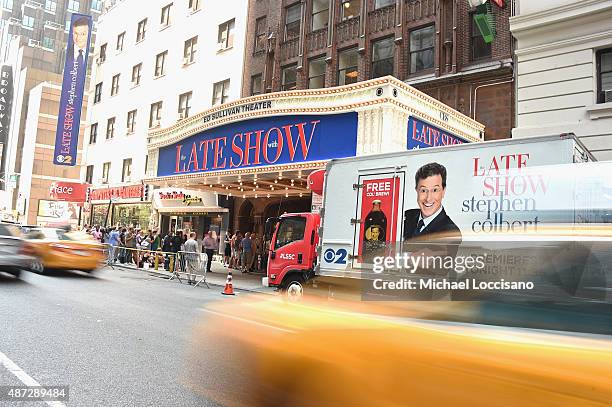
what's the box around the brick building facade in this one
[242,0,514,140]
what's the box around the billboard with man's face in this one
[53,13,93,166]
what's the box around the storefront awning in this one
[156,206,228,215]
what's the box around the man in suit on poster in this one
[403,162,461,243]
[66,17,89,88]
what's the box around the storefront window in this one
[112,204,151,229]
[91,204,110,227]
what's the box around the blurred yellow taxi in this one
[187,296,612,407]
[25,228,104,273]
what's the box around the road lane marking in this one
[0,351,67,407]
[199,308,297,333]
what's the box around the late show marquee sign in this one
[157,113,359,177]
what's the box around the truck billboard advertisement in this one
[53,13,93,166]
[157,112,359,177]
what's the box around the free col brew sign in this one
[49,181,89,202]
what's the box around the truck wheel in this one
[282,275,304,300]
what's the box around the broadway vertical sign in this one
[53,13,92,166]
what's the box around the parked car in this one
[24,228,104,274]
[0,222,37,278]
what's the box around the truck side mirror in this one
[297,253,303,264]
[270,251,276,259]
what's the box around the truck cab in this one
[266,212,320,297]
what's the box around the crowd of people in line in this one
[82,225,268,274]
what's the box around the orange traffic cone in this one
[222,270,235,295]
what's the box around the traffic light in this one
[142,184,150,201]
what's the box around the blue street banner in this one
[53,13,92,166]
[157,112,358,177]
[407,116,469,150]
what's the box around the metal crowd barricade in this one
[172,251,209,288]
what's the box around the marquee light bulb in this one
[243,194,246,198]
[285,193,289,198]
[267,194,270,198]
[255,194,258,198]
[274,180,278,184]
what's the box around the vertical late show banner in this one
[358,178,400,261]
[53,13,92,166]
[0,65,14,184]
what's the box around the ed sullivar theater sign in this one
[157,113,359,177]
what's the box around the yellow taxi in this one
[186,296,612,407]
[25,228,104,273]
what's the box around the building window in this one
[312,0,328,31]
[122,159,132,182]
[281,64,297,91]
[127,110,137,133]
[44,0,57,13]
[85,165,94,184]
[341,0,360,20]
[99,43,107,62]
[91,0,103,12]
[111,74,120,96]
[470,13,491,60]
[136,18,147,42]
[116,32,125,51]
[189,0,200,12]
[184,36,197,64]
[3,0,13,10]
[106,117,116,139]
[285,3,301,40]
[178,91,192,118]
[212,80,230,106]
[371,37,394,79]
[22,15,34,28]
[254,16,267,52]
[409,25,434,74]
[155,51,167,77]
[251,74,262,96]
[597,49,612,103]
[149,101,162,127]
[218,19,235,50]
[374,0,394,9]
[144,155,149,173]
[102,162,110,184]
[338,47,358,85]
[67,0,79,12]
[161,3,172,26]
[89,123,98,144]
[308,57,326,89]
[42,37,55,49]
[94,82,102,103]
[131,63,142,86]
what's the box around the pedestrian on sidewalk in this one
[125,227,137,265]
[108,227,121,263]
[184,232,200,282]
[162,230,173,270]
[241,232,253,273]
[202,231,217,274]
[223,231,232,266]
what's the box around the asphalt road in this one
[0,266,245,407]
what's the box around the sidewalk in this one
[109,259,276,295]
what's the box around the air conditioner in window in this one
[605,90,612,103]
[178,111,186,119]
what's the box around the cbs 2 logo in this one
[323,248,348,264]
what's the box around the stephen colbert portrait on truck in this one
[403,162,462,243]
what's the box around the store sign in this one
[89,185,143,201]
[202,100,273,124]
[49,181,89,202]
[0,65,13,144]
[53,13,93,166]
[158,191,203,205]
[157,112,358,177]
[407,116,468,150]
[38,200,79,219]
